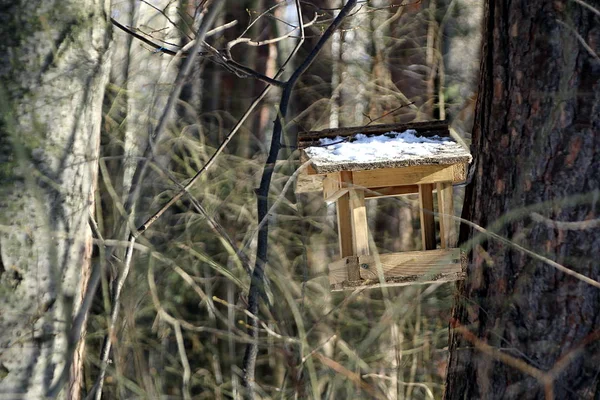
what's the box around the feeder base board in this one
[328,248,466,292]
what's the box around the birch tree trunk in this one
[445,1,600,399]
[0,0,111,398]
[123,0,180,204]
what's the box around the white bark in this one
[122,1,180,201]
[0,0,111,398]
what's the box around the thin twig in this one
[556,19,600,63]
[531,212,600,230]
[174,322,192,400]
[571,0,600,17]
[139,0,192,40]
[110,17,287,87]
[93,235,136,400]
[451,319,554,399]
[364,102,415,126]
[301,335,337,364]
[227,13,319,54]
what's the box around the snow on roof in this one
[303,129,472,174]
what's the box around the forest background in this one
[1,0,598,399]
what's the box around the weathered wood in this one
[419,184,437,250]
[364,185,419,198]
[351,163,466,186]
[323,172,345,202]
[358,249,462,280]
[295,173,325,193]
[323,171,354,202]
[329,249,465,291]
[328,256,359,285]
[330,272,464,291]
[437,182,456,248]
[336,193,354,260]
[349,189,370,256]
[298,120,450,148]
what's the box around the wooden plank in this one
[419,184,436,250]
[364,185,419,199]
[336,193,354,259]
[295,173,324,193]
[349,189,370,256]
[340,170,353,185]
[329,249,465,291]
[327,256,358,285]
[351,163,466,187]
[323,172,344,202]
[323,171,355,202]
[437,181,456,248]
[330,273,464,292]
[358,249,461,280]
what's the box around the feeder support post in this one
[419,184,437,250]
[336,192,354,258]
[437,181,456,248]
[349,189,370,256]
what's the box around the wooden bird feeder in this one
[295,120,472,291]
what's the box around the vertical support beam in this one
[349,189,370,256]
[335,171,363,282]
[419,183,436,250]
[437,181,456,248]
[336,193,354,258]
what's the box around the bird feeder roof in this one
[298,121,471,174]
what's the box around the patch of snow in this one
[305,129,461,165]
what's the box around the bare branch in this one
[110,17,287,87]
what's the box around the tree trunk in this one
[445,1,600,399]
[0,1,111,398]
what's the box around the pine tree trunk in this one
[445,1,600,399]
[0,1,111,398]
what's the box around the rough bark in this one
[0,0,111,398]
[445,1,600,399]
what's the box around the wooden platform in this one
[328,249,466,292]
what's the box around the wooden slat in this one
[365,185,419,199]
[295,173,324,193]
[358,249,461,280]
[349,189,370,257]
[323,171,355,202]
[330,273,464,292]
[329,249,465,291]
[328,256,359,285]
[351,163,466,187]
[419,184,436,250]
[323,172,346,202]
[336,193,354,259]
[340,170,353,185]
[437,181,456,248]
